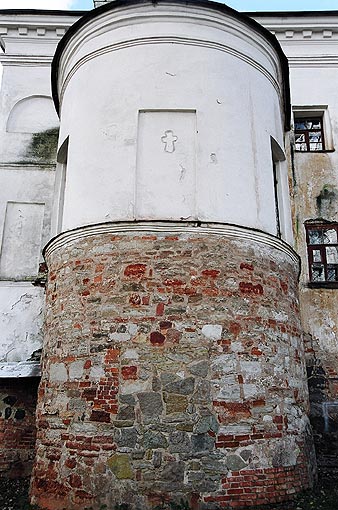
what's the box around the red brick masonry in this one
[31,226,314,509]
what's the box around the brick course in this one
[31,227,314,509]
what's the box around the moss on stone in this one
[26,127,59,162]
[107,453,133,479]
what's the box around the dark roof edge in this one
[0,9,86,16]
[245,10,338,17]
[51,0,291,130]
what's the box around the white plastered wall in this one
[0,12,82,372]
[253,13,338,399]
[56,2,292,243]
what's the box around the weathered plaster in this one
[55,1,293,243]
[0,12,81,374]
[0,283,44,364]
[252,11,338,467]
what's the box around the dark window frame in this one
[295,116,325,152]
[305,222,338,288]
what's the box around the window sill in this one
[308,282,338,289]
[0,277,37,282]
[295,149,335,153]
[0,277,46,287]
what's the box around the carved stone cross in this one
[161,130,178,153]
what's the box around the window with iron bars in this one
[295,117,324,152]
[305,222,338,286]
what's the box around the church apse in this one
[30,1,315,509]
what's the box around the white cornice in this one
[0,13,81,55]
[57,4,283,115]
[288,55,338,67]
[44,221,300,266]
[0,28,66,55]
[251,15,338,43]
[0,54,53,66]
[273,30,338,42]
[263,24,338,33]
[60,6,280,74]
[250,13,338,30]
[0,26,67,36]
[58,35,281,112]
[0,13,81,29]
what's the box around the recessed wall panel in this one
[0,202,45,279]
[136,110,196,220]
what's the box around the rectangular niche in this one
[0,202,45,279]
[135,110,197,220]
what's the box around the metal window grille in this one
[306,223,338,284]
[295,117,324,152]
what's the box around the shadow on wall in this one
[316,185,338,220]
[0,378,40,478]
[307,359,338,468]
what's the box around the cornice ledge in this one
[0,15,81,30]
[288,55,338,67]
[58,35,281,111]
[0,162,56,169]
[264,24,338,31]
[60,8,281,74]
[273,31,337,41]
[0,361,41,378]
[44,221,300,266]
[0,54,53,65]
[0,28,67,39]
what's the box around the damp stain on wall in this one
[316,184,338,220]
[26,128,59,163]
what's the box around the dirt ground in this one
[1,470,338,510]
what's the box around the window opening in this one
[57,157,67,234]
[271,137,286,239]
[294,117,324,152]
[306,222,338,284]
[51,136,68,236]
[272,160,281,238]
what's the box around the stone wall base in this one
[31,224,315,509]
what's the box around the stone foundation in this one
[0,378,39,478]
[31,223,314,509]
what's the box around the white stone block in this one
[202,325,223,341]
[49,363,67,382]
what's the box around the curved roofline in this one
[51,0,290,130]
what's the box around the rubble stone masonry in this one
[31,224,315,509]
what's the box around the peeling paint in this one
[0,286,44,363]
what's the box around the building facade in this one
[0,2,337,509]
[252,10,338,470]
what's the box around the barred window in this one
[295,117,324,152]
[306,223,338,285]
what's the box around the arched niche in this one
[6,95,59,134]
